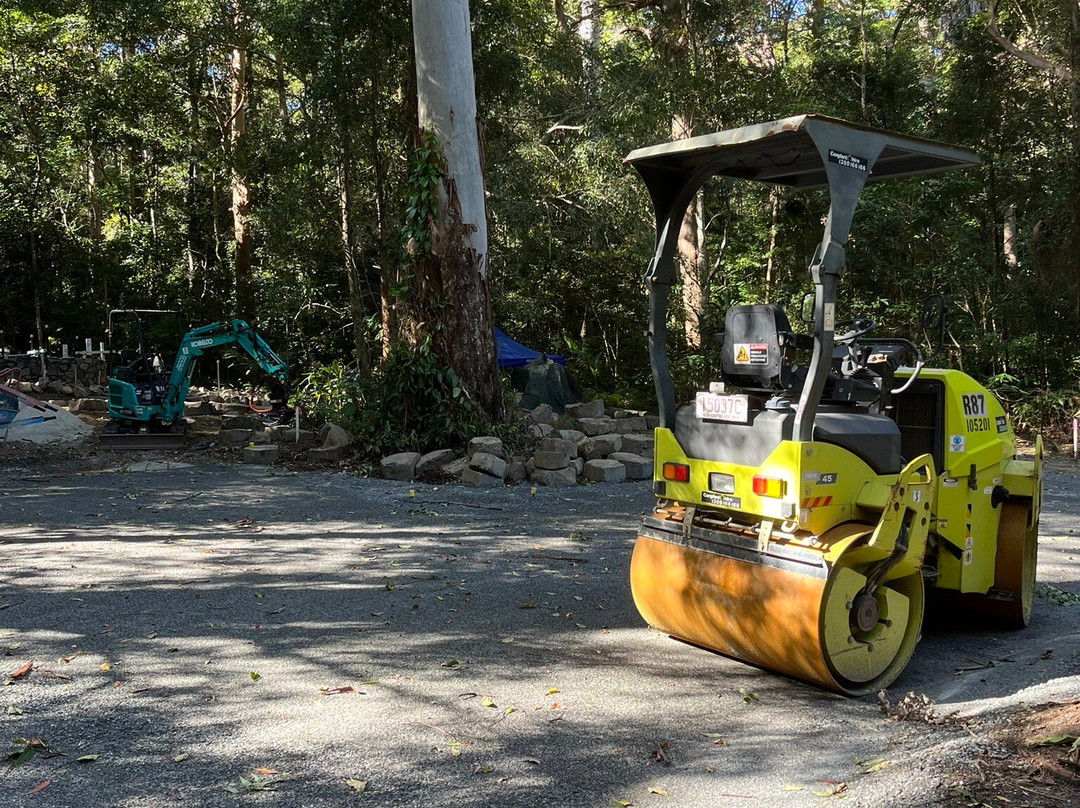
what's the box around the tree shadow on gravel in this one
[0,467,1075,806]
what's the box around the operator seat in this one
[721,304,800,392]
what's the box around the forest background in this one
[1,0,1077,447]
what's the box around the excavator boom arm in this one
[162,320,288,419]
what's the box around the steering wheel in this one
[834,317,877,344]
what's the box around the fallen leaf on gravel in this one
[10,660,32,679]
[504,707,517,715]
[857,757,888,773]
[265,608,284,616]
[546,687,559,695]
[76,754,99,762]
[345,778,367,792]
[319,686,360,695]
[501,637,514,643]
[249,672,261,682]
[782,785,806,791]
[441,660,461,669]
[254,768,277,775]
[7,706,23,716]
[28,780,50,794]
[1029,733,1079,747]
[609,800,633,807]
[473,765,492,774]
[99,662,111,672]
[738,688,759,703]
[481,697,496,708]
[813,781,848,797]
[519,603,536,609]
[648,786,669,796]
[523,757,540,765]
[173,753,189,762]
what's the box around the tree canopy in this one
[1,0,1076,435]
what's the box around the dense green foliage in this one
[2,1,1078,437]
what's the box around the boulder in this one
[506,459,528,483]
[565,399,605,420]
[415,449,458,476]
[268,426,317,445]
[442,456,470,478]
[223,413,265,431]
[583,459,627,483]
[469,451,508,480]
[577,417,616,437]
[381,452,422,481]
[320,422,352,449]
[218,428,252,445]
[622,434,655,456]
[608,452,653,480]
[538,437,577,459]
[577,434,621,460]
[249,431,273,445]
[184,400,215,416]
[533,450,570,471]
[461,467,504,487]
[530,466,578,487]
[556,429,585,444]
[615,416,648,434]
[613,409,647,419]
[529,423,556,438]
[467,436,505,460]
[309,445,347,462]
[646,414,661,429]
[243,445,280,464]
[572,457,584,476]
[529,403,555,425]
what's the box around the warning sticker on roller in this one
[733,343,769,365]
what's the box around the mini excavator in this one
[105,316,288,448]
[626,115,1042,695]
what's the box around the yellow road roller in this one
[625,115,1042,695]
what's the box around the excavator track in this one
[631,509,925,695]
[100,420,187,451]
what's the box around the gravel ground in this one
[1,456,1078,808]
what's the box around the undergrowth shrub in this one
[294,338,487,455]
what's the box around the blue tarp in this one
[495,328,565,369]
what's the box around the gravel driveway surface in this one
[1,458,1078,807]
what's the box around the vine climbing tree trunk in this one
[409,0,501,420]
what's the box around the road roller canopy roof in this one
[624,114,980,192]
[628,115,981,435]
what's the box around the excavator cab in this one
[625,116,1042,695]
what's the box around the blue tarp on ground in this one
[495,328,565,369]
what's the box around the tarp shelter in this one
[495,328,582,414]
[495,328,565,369]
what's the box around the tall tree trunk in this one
[338,122,369,370]
[186,47,204,291]
[411,0,500,420]
[30,228,44,363]
[229,3,255,322]
[663,7,706,350]
[764,186,782,302]
[674,111,705,349]
[578,0,601,102]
